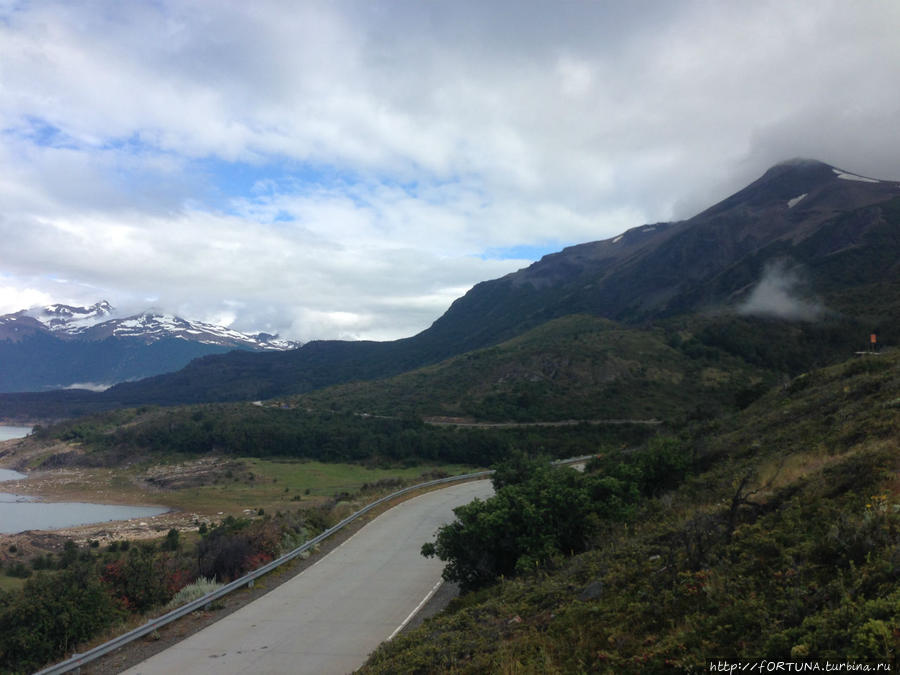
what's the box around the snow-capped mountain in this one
[101,313,298,350]
[3,301,300,351]
[27,300,115,332]
[0,302,300,393]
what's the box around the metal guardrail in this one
[34,456,593,675]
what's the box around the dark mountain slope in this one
[2,159,899,419]
[0,333,235,393]
[290,314,767,423]
[430,159,900,331]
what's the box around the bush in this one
[196,529,253,582]
[101,546,171,612]
[634,436,691,497]
[167,576,223,608]
[0,563,119,672]
[161,528,180,552]
[5,561,31,579]
[423,460,602,591]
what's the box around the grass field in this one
[8,457,481,520]
[153,458,480,515]
[0,574,27,593]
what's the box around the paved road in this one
[123,480,493,675]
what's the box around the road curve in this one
[123,479,493,675]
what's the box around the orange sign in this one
[870,334,877,344]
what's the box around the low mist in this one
[738,260,824,322]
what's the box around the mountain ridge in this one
[2,158,898,418]
[0,302,301,394]
[2,301,299,350]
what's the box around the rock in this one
[578,580,603,601]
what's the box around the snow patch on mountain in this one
[833,168,880,183]
[62,382,115,392]
[27,301,114,332]
[787,193,807,208]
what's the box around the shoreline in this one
[0,438,206,556]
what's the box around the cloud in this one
[0,1,898,339]
[738,260,824,322]
[0,283,54,315]
[62,382,114,393]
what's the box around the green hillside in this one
[361,349,900,672]
[292,315,771,423]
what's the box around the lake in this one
[0,442,169,533]
[0,426,32,441]
[0,493,168,534]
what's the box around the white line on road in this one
[387,578,444,641]
[122,480,494,675]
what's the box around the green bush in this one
[5,562,31,579]
[424,459,606,591]
[0,564,120,672]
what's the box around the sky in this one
[1,1,899,342]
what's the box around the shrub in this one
[196,528,253,582]
[0,563,119,672]
[423,460,602,591]
[5,561,31,578]
[101,546,171,612]
[167,576,223,608]
[161,528,180,552]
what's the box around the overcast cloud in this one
[1,0,899,341]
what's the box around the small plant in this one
[167,576,223,608]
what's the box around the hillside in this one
[360,349,900,672]
[291,314,770,423]
[2,159,899,419]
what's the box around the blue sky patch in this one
[11,116,81,149]
[479,243,565,261]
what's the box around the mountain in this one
[423,159,900,346]
[289,314,769,423]
[2,159,898,419]
[0,302,300,394]
[2,301,297,350]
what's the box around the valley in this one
[0,159,898,672]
